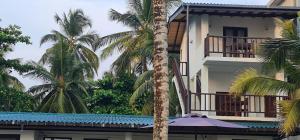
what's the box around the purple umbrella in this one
[145,114,248,140]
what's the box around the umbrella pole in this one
[195,133,197,140]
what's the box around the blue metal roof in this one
[0,112,279,129]
[0,112,153,127]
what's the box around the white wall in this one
[0,130,283,140]
[209,16,275,38]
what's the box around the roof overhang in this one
[170,3,300,22]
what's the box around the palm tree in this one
[152,0,169,139]
[40,9,99,76]
[229,18,300,136]
[98,0,153,74]
[27,39,90,113]
[97,0,180,75]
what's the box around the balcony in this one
[204,35,270,58]
[191,93,289,118]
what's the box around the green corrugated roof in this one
[0,112,153,127]
[0,112,279,129]
[232,121,279,129]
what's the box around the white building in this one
[168,0,300,139]
[1,0,300,140]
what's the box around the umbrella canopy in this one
[168,114,247,129]
[144,114,248,140]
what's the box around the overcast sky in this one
[0,0,269,88]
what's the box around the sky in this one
[0,0,269,88]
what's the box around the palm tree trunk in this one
[152,0,169,140]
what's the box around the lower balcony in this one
[191,93,289,118]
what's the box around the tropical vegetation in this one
[27,39,91,113]
[229,18,300,136]
[85,72,138,115]
[0,24,36,112]
[26,9,100,113]
[97,0,181,115]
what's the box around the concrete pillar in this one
[200,14,209,60]
[201,66,209,93]
[125,132,132,140]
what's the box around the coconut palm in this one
[229,18,300,136]
[27,39,90,113]
[97,0,180,75]
[40,9,99,76]
[152,0,169,139]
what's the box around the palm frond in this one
[133,70,153,89]
[130,79,153,105]
[279,95,300,136]
[100,35,132,60]
[25,62,56,82]
[40,33,58,46]
[98,31,134,47]
[109,9,140,28]
[230,69,295,96]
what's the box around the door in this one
[223,27,248,57]
[265,96,277,117]
[215,92,242,116]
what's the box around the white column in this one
[200,14,209,60]
[125,132,133,140]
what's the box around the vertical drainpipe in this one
[186,4,191,114]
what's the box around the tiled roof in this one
[0,112,279,129]
[0,112,153,127]
[232,121,279,129]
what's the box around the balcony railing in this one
[204,35,270,58]
[191,93,289,118]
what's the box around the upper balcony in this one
[204,35,270,58]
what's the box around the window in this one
[44,137,71,140]
[0,135,20,140]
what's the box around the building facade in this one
[168,0,300,139]
[1,0,300,140]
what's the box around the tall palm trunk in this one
[152,0,169,140]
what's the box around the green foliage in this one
[230,18,300,136]
[0,86,35,112]
[40,9,99,76]
[0,25,31,53]
[27,39,90,113]
[97,0,180,75]
[0,23,33,91]
[86,73,139,115]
